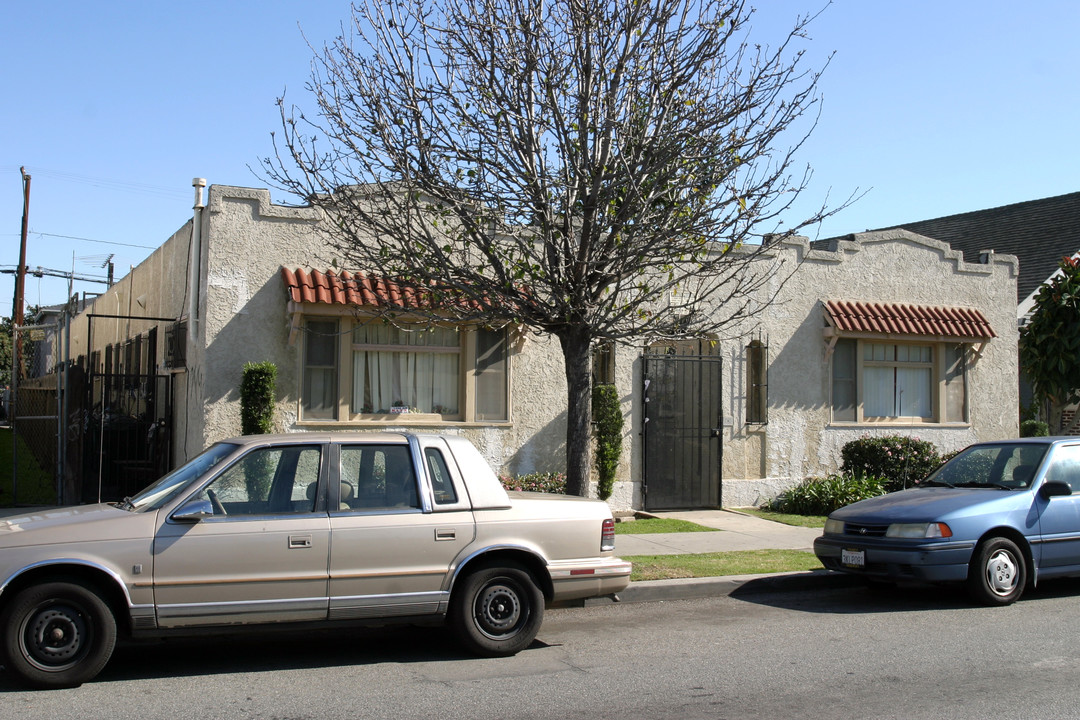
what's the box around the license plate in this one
[841,548,865,568]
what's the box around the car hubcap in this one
[22,603,88,670]
[475,582,522,639]
[985,549,1019,596]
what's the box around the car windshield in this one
[121,443,240,512]
[921,442,1049,489]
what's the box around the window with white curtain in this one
[863,342,932,419]
[300,317,510,423]
[831,339,968,424]
[303,319,338,419]
[352,324,461,414]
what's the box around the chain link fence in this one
[8,323,61,505]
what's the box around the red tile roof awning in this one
[281,267,468,310]
[823,300,996,340]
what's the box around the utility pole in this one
[13,167,30,328]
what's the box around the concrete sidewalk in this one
[615,509,822,556]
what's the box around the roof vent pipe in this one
[188,178,207,338]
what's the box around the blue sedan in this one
[814,437,1080,605]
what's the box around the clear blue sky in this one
[3,1,1078,318]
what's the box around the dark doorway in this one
[642,351,722,510]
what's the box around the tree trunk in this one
[559,328,592,497]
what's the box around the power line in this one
[0,266,109,285]
[30,231,158,250]
[1,166,190,200]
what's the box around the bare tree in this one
[263,0,843,496]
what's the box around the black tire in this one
[450,562,544,657]
[1,581,117,688]
[966,537,1027,606]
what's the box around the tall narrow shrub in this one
[592,384,623,501]
[241,361,277,435]
[240,361,277,501]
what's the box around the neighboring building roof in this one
[868,191,1080,303]
[823,299,996,340]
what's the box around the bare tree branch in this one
[261,0,847,495]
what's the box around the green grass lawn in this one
[625,549,823,581]
[615,509,825,579]
[736,507,827,528]
[0,427,57,506]
[613,517,715,534]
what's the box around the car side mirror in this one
[1040,481,1073,499]
[171,498,214,523]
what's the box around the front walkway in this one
[615,509,821,556]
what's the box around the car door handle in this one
[289,535,313,549]
[435,528,456,542]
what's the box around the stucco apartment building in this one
[63,183,1019,510]
[867,190,1080,430]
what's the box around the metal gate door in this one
[642,353,722,510]
[81,372,172,503]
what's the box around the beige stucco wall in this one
[706,230,1018,506]
[67,221,192,362]
[566,230,1017,510]
[66,220,194,465]
[66,187,1019,512]
[192,186,571,481]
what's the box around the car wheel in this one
[0,580,117,688]
[967,537,1026,606]
[450,562,544,657]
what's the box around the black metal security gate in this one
[642,352,722,510]
[80,372,172,503]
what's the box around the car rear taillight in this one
[601,518,616,552]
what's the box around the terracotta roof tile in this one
[823,300,996,340]
[281,267,481,311]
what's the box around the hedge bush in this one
[500,472,567,494]
[592,383,623,501]
[241,361,277,435]
[1020,419,1050,437]
[772,473,889,515]
[840,435,941,492]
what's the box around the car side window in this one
[339,445,419,510]
[195,446,321,515]
[1002,445,1047,488]
[1044,445,1080,493]
[425,448,458,505]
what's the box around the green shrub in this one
[592,383,623,501]
[1020,419,1050,437]
[500,472,567,494]
[241,361,277,435]
[772,473,889,515]
[840,435,941,492]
